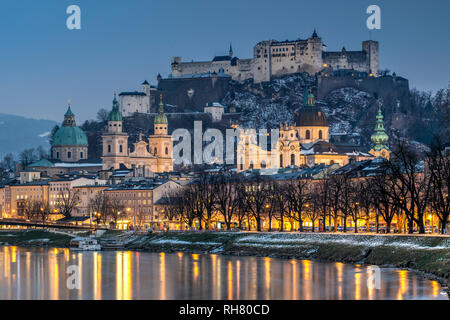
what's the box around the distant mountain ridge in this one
[0,113,58,158]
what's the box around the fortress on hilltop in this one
[170,30,379,83]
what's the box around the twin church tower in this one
[101,93,173,174]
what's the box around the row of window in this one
[55,151,84,159]
[280,130,323,140]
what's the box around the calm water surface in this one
[0,246,446,300]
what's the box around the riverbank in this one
[1,229,449,290]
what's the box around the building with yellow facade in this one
[237,88,375,172]
[102,94,173,174]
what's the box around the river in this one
[0,246,446,300]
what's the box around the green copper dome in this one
[371,103,389,151]
[52,105,88,146]
[154,95,168,124]
[108,95,123,122]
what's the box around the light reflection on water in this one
[0,246,446,300]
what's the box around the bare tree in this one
[89,192,110,225]
[19,148,37,167]
[240,175,268,231]
[214,169,241,230]
[97,108,109,123]
[56,189,81,219]
[271,181,290,232]
[285,178,311,232]
[328,175,343,232]
[108,197,125,226]
[305,197,321,232]
[427,138,450,234]
[193,173,217,230]
[313,179,331,232]
[384,141,431,234]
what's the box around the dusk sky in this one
[0,0,449,122]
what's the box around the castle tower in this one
[51,101,88,162]
[102,93,129,170]
[363,40,379,76]
[369,101,390,160]
[306,29,324,73]
[142,80,150,96]
[148,94,173,172]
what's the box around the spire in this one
[371,101,389,151]
[312,29,318,38]
[229,43,233,57]
[108,91,122,122]
[154,93,168,125]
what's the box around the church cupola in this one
[371,102,389,151]
[154,94,168,135]
[62,101,76,127]
[306,87,315,106]
[369,101,390,159]
[296,87,329,143]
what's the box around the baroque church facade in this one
[237,89,389,172]
[101,94,173,174]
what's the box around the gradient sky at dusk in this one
[0,0,449,122]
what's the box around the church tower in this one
[101,93,129,170]
[148,94,173,172]
[369,101,390,160]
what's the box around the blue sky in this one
[0,0,449,122]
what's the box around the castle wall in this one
[158,76,230,112]
[119,94,150,117]
[317,75,410,108]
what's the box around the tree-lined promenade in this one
[162,140,450,235]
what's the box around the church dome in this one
[52,105,88,146]
[52,126,88,146]
[296,88,328,127]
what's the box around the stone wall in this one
[157,75,231,112]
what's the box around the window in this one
[165,147,168,155]
[280,154,283,167]
[261,161,266,169]
[291,154,295,166]
[56,152,59,159]
[108,145,111,153]
[319,130,323,140]
[306,130,311,140]
[119,145,123,153]
[80,152,83,158]
[67,151,71,159]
